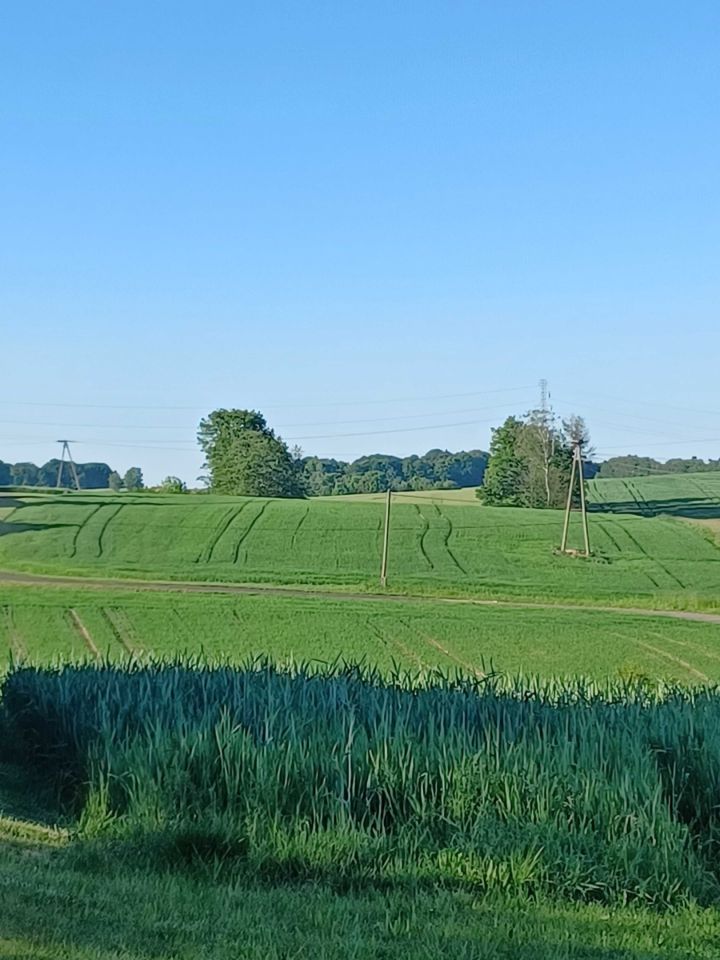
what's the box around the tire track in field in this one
[626,479,653,516]
[613,631,709,682]
[232,500,270,565]
[96,504,124,558]
[66,609,100,660]
[399,617,484,677]
[196,506,243,564]
[101,607,141,657]
[607,523,661,587]
[603,521,661,587]
[366,617,428,670]
[686,476,720,507]
[597,521,622,552]
[619,523,686,590]
[208,502,253,563]
[618,479,645,515]
[290,504,310,551]
[434,505,467,575]
[654,632,720,665]
[3,605,28,661]
[69,505,104,559]
[413,505,434,570]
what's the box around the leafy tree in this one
[123,467,144,491]
[0,461,11,485]
[78,463,112,489]
[38,459,78,488]
[198,408,304,497]
[597,456,662,478]
[476,417,527,506]
[10,463,39,486]
[212,431,304,497]
[160,476,187,493]
[108,471,123,491]
[477,413,587,509]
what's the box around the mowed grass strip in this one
[2,585,720,682]
[1,486,719,609]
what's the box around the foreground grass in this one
[3,584,720,682]
[1,768,719,960]
[7,660,720,907]
[2,843,720,958]
[1,486,719,611]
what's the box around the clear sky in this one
[2,1,719,485]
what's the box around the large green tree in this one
[478,413,588,509]
[476,417,527,506]
[198,408,304,497]
[123,467,144,491]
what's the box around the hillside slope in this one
[1,486,719,609]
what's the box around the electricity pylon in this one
[56,440,81,490]
[560,442,590,557]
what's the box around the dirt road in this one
[1,569,719,624]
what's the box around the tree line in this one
[0,460,144,491]
[596,455,720,478]
[197,409,489,498]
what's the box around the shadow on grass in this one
[590,497,720,520]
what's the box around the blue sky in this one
[2,1,719,484]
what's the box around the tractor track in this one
[97,504,124,558]
[69,505,104,559]
[290,505,310,551]
[413,505,434,570]
[197,506,244,564]
[619,523,686,590]
[1,569,719,623]
[66,608,100,660]
[232,500,270,565]
[433,504,467,575]
[3,605,28,660]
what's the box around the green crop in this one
[1,483,719,610]
[5,657,720,908]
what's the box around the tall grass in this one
[3,657,720,906]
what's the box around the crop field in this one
[2,585,720,683]
[1,480,719,610]
[587,472,720,519]
[4,657,720,958]
[2,475,720,959]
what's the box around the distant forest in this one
[596,456,720,478]
[3,451,720,494]
[299,450,490,495]
[0,459,142,490]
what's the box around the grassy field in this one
[3,806,718,959]
[2,474,720,958]
[587,472,720,519]
[1,476,719,610]
[4,660,720,957]
[3,584,720,682]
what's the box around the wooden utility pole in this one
[56,440,81,491]
[560,443,590,556]
[380,487,392,586]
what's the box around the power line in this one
[566,389,720,420]
[0,400,534,433]
[0,385,534,413]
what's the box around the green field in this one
[1,474,719,610]
[3,809,718,960]
[5,658,720,958]
[2,585,720,682]
[3,473,720,959]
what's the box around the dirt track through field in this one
[1,569,719,624]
